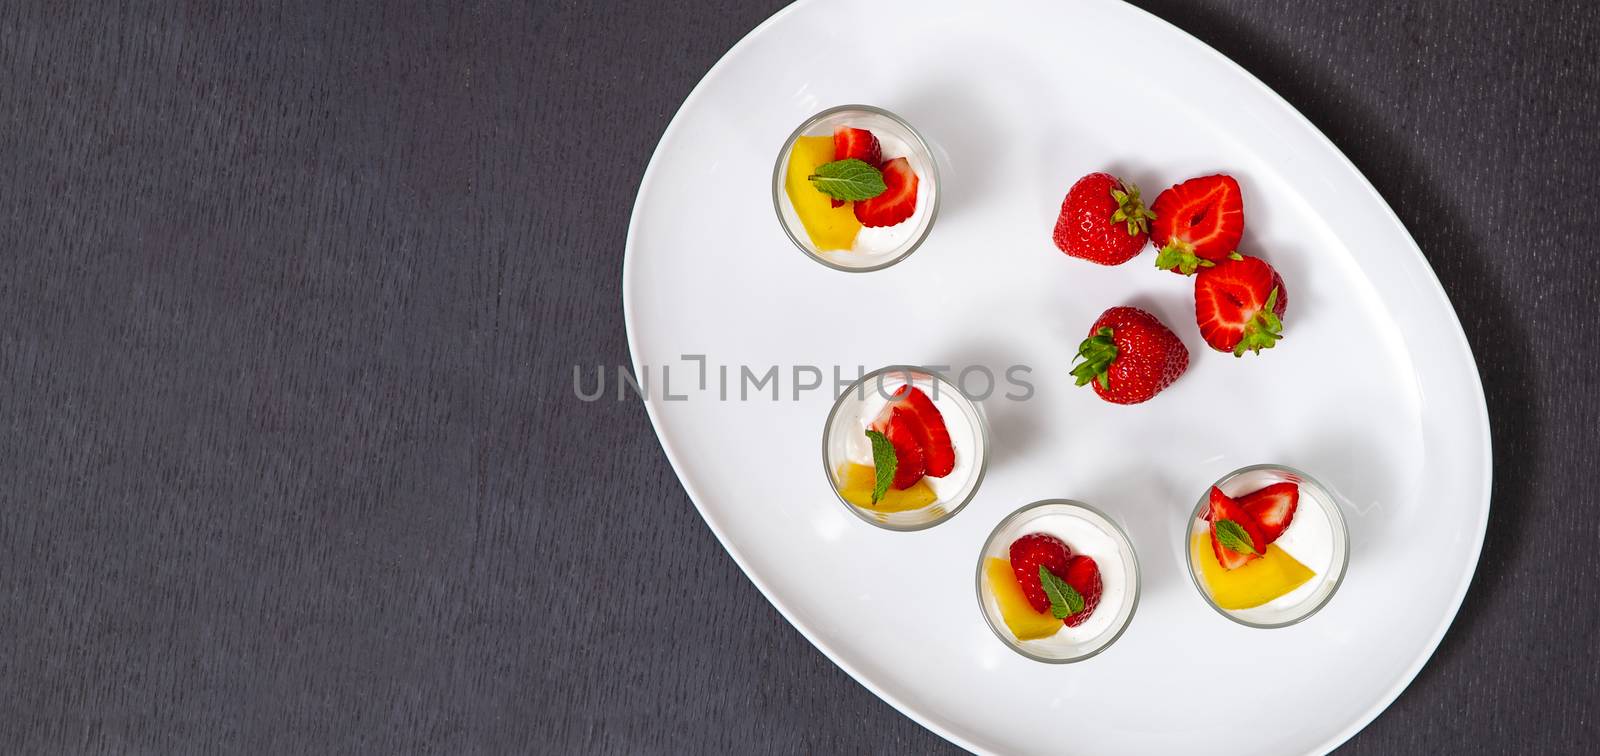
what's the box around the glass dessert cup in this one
[772,105,940,272]
[1185,464,1351,629]
[975,500,1141,663]
[821,365,986,531]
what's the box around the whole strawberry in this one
[1070,306,1190,404]
[1151,174,1244,275]
[1052,172,1155,265]
[1009,533,1073,614]
[1194,253,1288,356]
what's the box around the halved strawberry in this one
[1060,555,1103,627]
[853,157,918,227]
[871,385,954,477]
[1240,482,1299,544]
[1009,533,1073,614]
[880,409,926,490]
[1194,253,1288,356]
[1207,486,1267,570]
[829,127,883,207]
[1151,174,1244,275]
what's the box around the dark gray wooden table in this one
[3,1,1597,753]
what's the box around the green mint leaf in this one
[865,430,897,505]
[1214,518,1258,555]
[807,159,887,201]
[1038,565,1085,618]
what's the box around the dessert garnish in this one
[807,159,887,202]
[784,136,862,250]
[1070,306,1189,404]
[852,157,918,228]
[1195,484,1315,610]
[833,462,935,512]
[784,125,921,250]
[1008,533,1072,612]
[983,557,1061,640]
[1151,174,1245,275]
[986,532,1104,640]
[1194,252,1287,356]
[835,385,952,509]
[1052,172,1155,265]
[827,127,883,207]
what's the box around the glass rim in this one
[770,104,942,273]
[973,499,1143,664]
[819,365,987,532]
[1184,463,1352,629]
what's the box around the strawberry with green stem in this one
[1052,172,1155,265]
[1151,174,1245,275]
[1194,253,1288,356]
[1071,307,1189,405]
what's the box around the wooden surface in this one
[2,0,1597,752]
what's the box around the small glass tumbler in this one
[821,366,986,531]
[772,105,940,272]
[1185,464,1351,628]
[975,500,1141,663]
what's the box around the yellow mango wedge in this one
[1191,532,1315,610]
[835,463,935,513]
[784,136,862,251]
[984,557,1062,641]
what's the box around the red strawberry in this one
[830,127,883,207]
[1052,172,1154,265]
[833,126,882,166]
[871,385,954,478]
[854,157,918,227]
[1009,534,1073,614]
[1194,253,1288,356]
[1151,174,1244,275]
[1240,482,1299,544]
[879,409,926,490]
[1208,486,1268,570]
[1070,306,1189,404]
[1060,555,1103,627]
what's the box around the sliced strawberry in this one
[1240,482,1299,544]
[1009,533,1073,614]
[1151,175,1244,275]
[1060,555,1103,627]
[880,409,926,490]
[892,386,954,477]
[829,127,883,208]
[1207,486,1267,570]
[870,385,955,478]
[833,126,882,166]
[853,157,918,227]
[1194,254,1288,356]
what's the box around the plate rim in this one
[621,1,1493,752]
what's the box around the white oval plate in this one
[622,1,1492,753]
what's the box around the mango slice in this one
[984,557,1062,641]
[784,136,862,251]
[1191,532,1315,610]
[835,463,935,512]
